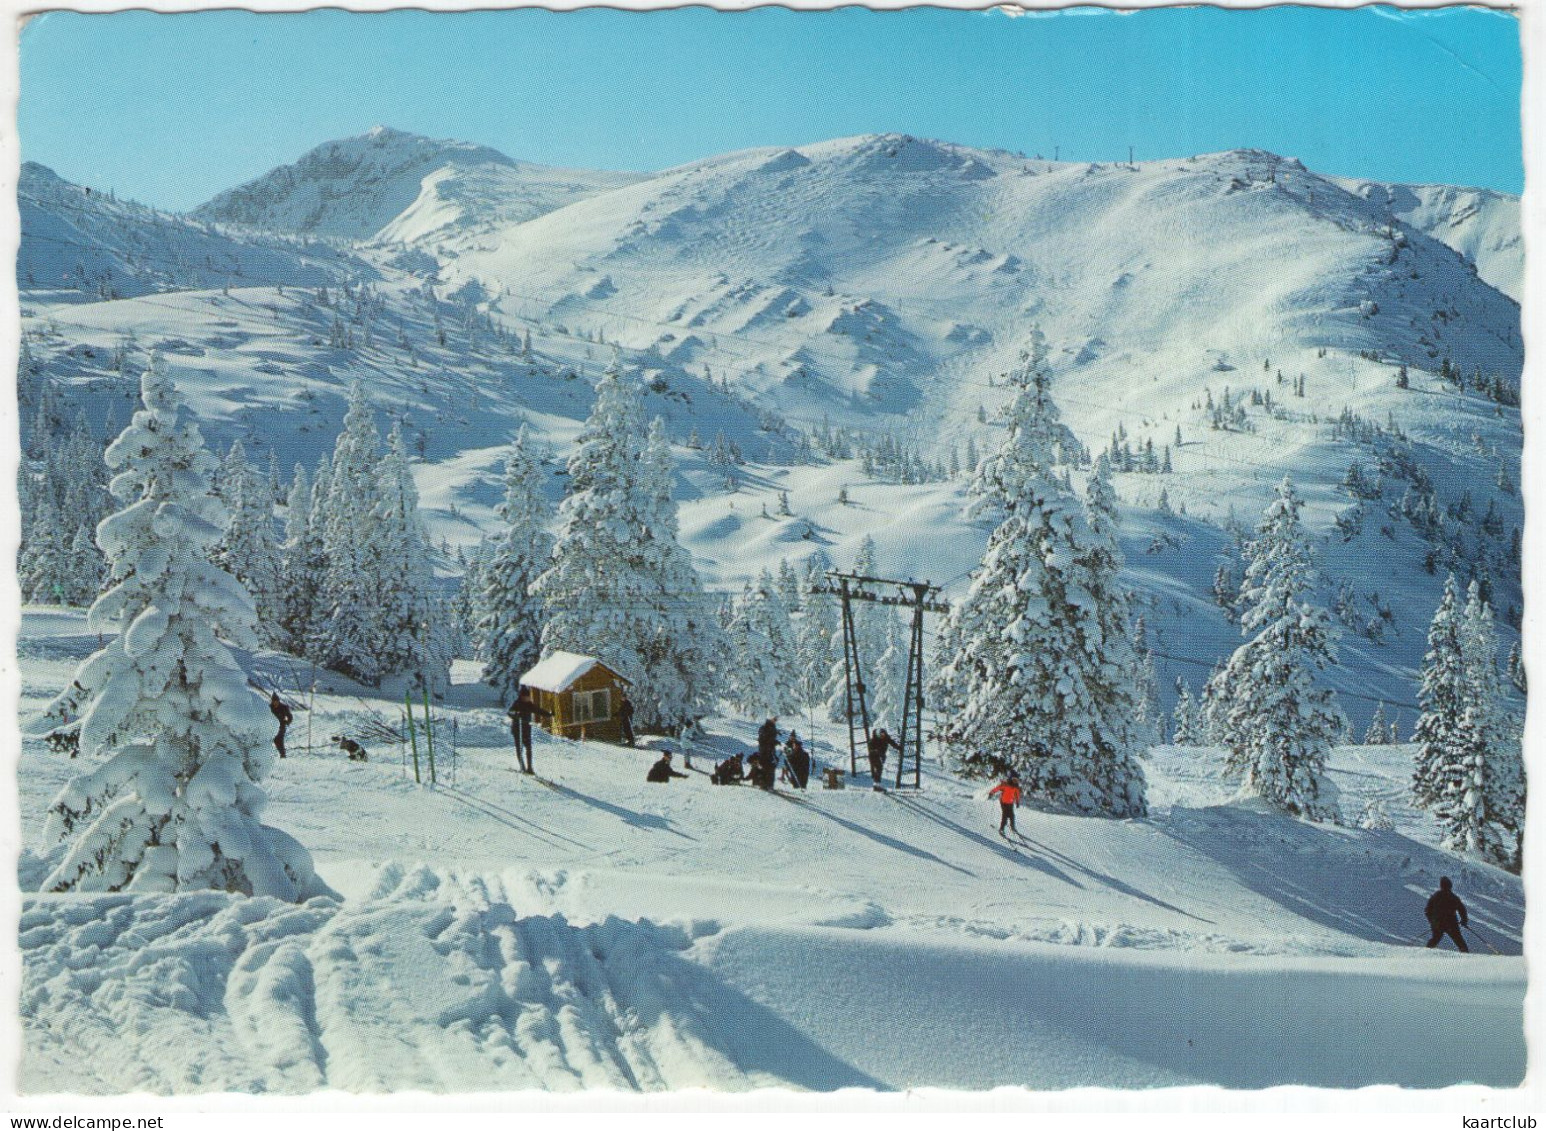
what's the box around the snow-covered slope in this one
[19,162,365,302]
[193,126,640,243]
[1331,176,1522,300]
[429,137,1521,431]
[19,135,1526,736]
[15,616,1527,1093]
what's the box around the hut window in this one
[572,688,611,724]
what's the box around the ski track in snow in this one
[21,866,856,1094]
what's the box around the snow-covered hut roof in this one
[520,651,628,693]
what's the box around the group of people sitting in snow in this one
[707,717,812,790]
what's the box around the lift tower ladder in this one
[810,572,949,789]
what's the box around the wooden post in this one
[423,685,436,785]
[405,688,421,784]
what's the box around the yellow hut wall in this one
[532,667,625,744]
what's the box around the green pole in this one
[405,689,421,784]
[423,684,436,785]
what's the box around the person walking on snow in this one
[866,727,900,790]
[506,687,551,775]
[989,773,1022,835]
[269,692,294,759]
[1425,876,1470,952]
[618,693,637,747]
[647,750,688,783]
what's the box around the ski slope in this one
[15,614,1526,1094]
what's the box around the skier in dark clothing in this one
[1425,877,1470,952]
[866,728,900,790]
[783,732,810,790]
[269,692,294,759]
[507,688,551,775]
[618,694,637,747]
[757,717,780,761]
[711,753,745,785]
[647,750,688,783]
[988,773,1022,834]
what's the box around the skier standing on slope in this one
[618,693,637,747]
[647,750,688,783]
[506,688,551,775]
[1425,877,1470,952]
[269,692,294,759]
[757,717,780,761]
[784,731,811,790]
[867,728,900,790]
[989,773,1022,835]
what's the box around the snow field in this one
[15,612,1527,1093]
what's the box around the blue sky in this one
[20,5,1522,211]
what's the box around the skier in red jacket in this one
[989,773,1022,835]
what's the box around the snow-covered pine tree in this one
[966,331,1081,526]
[724,570,800,718]
[633,416,726,732]
[1412,576,1466,811]
[1363,703,1391,746]
[795,551,838,710]
[1207,478,1343,819]
[450,537,489,660]
[316,381,386,684]
[1438,584,1524,865]
[39,356,325,899]
[1130,614,1163,746]
[533,366,722,732]
[213,441,283,645]
[932,369,1147,816]
[480,426,554,699]
[823,536,891,723]
[1171,677,1197,745]
[18,497,67,605]
[776,557,802,613]
[64,523,102,606]
[373,422,451,690]
[277,462,322,654]
[868,604,911,734]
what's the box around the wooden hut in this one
[520,651,631,744]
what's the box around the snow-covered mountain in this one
[18,132,1526,734]
[193,126,641,243]
[1330,176,1523,301]
[19,161,367,302]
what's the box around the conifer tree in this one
[933,355,1146,816]
[1419,582,1524,864]
[278,463,325,654]
[480,426,553,699]
[1363,703,1391,746]
[316,381,386,683]
[534,365,722,732]
[1171,678,1197,746]
[374,422,450,690]
[724,570,800,717]
[214,441,282,644]
[37,357,324,899]
[1413,576,1466,810]
[1207,478,1343,819]
[796,551,838,710]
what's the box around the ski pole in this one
[1465,923,1503,955]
